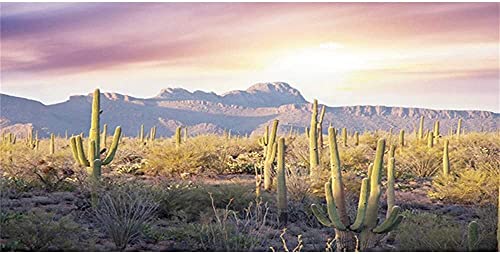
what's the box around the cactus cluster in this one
[311,128,403,251]
[2,132,16,144]
[308,99,324,178]
[70,89,122,180]
[258,120,279,190]
[26,128,39,149]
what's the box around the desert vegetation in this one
[0,89,499,251]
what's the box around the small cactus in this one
[342,127,347,147]
[418,116,424,140]
[175,126,182,148]
[456,118,462,138]
[50,133,55,155]
[443,140,450,175]
[354,131,359,146]
[149,126,157,142]
[184,126,188,142]
[139,124,145,143]
[427,131,434,148]
[399,129,405,147]
[467,221,479,251]
[434,120,440,138]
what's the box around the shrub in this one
[93,184,158,251]
[428,169,498,205]
[395,210,465,251]
[398,144,441,178]
[0,209,81,251]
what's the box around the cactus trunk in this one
[277,137,288,226]
[309,99,320,177]
[342,128,347,147]
[456,118,462,138]
[263,120,279,190]
[50,133,55,154]
[443,140,450,175]
[418,116,424,140]
[399,129,405,147]
[354,131,359,146]
[427,131,434,148]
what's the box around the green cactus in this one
[139,124,145,143]
[65,130,68,140]
[427,131,434,148]
[175,126,182,148]
[443,140,450,175]
[311,129,403,251]
[399,129,405,147]
[184,126,188,142]
[50,133,55,155]
[456,118,462,138]
[386,145,396,218]
[354,131,359,146]
[468,221,479,251]
[102,124,107,147]
[342,127,348,147]
[149,126,157,142]
[277,137,288,226]
[262,120,279,190]
[434,120,440,138]
[26,128,38,149]
[69,89,122,180]
[418,116,424,140]
[258,125,270,155]
[317,105,326,155]
[309,99,320,177]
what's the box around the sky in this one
[1,3,499,112]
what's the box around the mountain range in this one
[1,82,498,138]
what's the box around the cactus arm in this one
[372,206,403,233]
[102,126,122,165]
[309,99,319,173]
[364,139,385,229]
[350,178,369,231]
[325,182,347,231]
[328,127,350,226]
[311,204,333,227]
[75,136,90,167]
[70,137,80,163]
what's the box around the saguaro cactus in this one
[354,131,359,146]
[418,116,424,140]
[311,130,403,251]
[317,105,326,155]
[259,125,270,155]
[427,131,434,148]
[184,126,188,142]
[277,137,288,226]
[309,99,320,177]
[399,129,405,147]
[139,124,145,143]
[175,126,182,148]
[50,133,55,155]
[443,140,450,175]
[149,126,157,142]
[386,145,396,218]
[342,128,348,147]
[467,221,479,251]
[433,120,440,138]
[70,89,122,180]
[102,124,107,147]
[262,120,279,190]
[456,118,462,138]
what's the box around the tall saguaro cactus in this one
[139,124,145,143]
[399,129,405,147]
[70,89,122,180]
[443,140,450,175]
[386,145,396,218]
[175,126,182,148]
[418,116,425,140]
[456,118,462,138]
[309,99,320,177]
[277,137,288,226]
[342,128,348,147]
[261,120,279,190]
[149,126,157,142]
[433,120,440,138]
[311,130,403,251]
[50,133,55,155]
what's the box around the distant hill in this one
[1,82,498,138]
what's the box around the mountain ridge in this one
[1,82,498,138]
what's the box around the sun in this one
[265,43,368,76]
